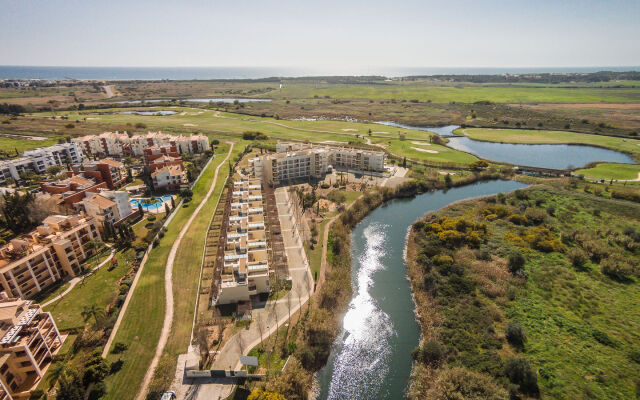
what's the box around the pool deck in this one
[130,195,176,215]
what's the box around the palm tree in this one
[81,304,105,325]
[46,361,70,389]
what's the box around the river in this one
[316,180,528,400]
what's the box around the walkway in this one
[180,188,314,400]
[42,246,115,307]
[136,143,235,400]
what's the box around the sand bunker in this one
[85,117,101,120]
[342,128,358,132]
[179,112,187,116]
[411,141,431,146]
[183,123,197,127]
[412,147,439,154]
[438,171,455,175]
[373,131,388,134]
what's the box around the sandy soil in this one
[412,147,439,154]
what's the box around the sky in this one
[1,0,639,69]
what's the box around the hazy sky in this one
[1,0,639,68]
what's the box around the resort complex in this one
[0,143,84,185]
[0,293,62,399]
[212,178,270,305]
[72,131,210,157]
[250,142,386,186]
[0,214,102,299]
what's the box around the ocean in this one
[0,66,639,81]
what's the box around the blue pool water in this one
[130,195,173,210]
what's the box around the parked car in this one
[160,391,176,400]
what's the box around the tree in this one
[137,202,144,217]
[164,203,170,215]
[0,191,36,234]
[506,321,526,348]
[170,196,175,209]
[46,361,71,389]
[81,304,105,326]
[56,373,84,400]
[46,165,62,176]
[507,251,526,276]
[504,358,539,396]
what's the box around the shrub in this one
[29,389,44,399]
[567,248,588,268]
[320,183,330,189]
[600,254,636,280]
[514,189,528,200]
[524,208,546,225]
[433,255,454,266]
[112,342,128,354]
[629,349,640,364]
[546,205,556,216]
[592,329,614,346]
[508,214,528,226]
[147,215,156,222]
[476,249,491,261]
[426,367,508,400]
[506,322,525,348]
[134,122,147,129]
[507,251,526,276]
[412,341,446,365]
[504,358,539,396]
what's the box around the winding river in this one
[316,180,528,400]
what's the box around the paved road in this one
[42,246,115,307]
[179,187,314,400]
[136,144,235,400]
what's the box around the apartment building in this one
[151,165,187,191]
[74,131,130,157]
[39,175,108,207]
[251,142,385,186]
[69,158,126,190]
[213,179,270,305]
[0,293,62,398]
[73,131,210,157]
[0,214,102,299]
[81,190,132,225]
[0,143,84,185]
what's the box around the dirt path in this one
[136,144,235,400]
[42,246,115,307]
[103,85,115,98]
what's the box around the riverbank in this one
[405,183,640,399]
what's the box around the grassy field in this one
[575,163,640,180]
[457,128,640,160]
[276,82,640,103]
[407,185,640,399]
[37,107,478,166]
[43,248,133,330]
[102,143,242,399]
[0,136,59,154]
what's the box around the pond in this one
[120,110,177,116]
[316,180,528,400]
[378,122,636,169]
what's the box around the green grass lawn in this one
[0,136,59,154]
[102,143,244,399]
[43,248,134,331]
[457,128,640,161]
[373,136,478,165]
[575,163,640,180]
[276,82,640,103]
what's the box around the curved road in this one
[136,143,235,400]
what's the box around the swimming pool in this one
[130,195,173,211]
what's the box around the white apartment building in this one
[0,143,84,185]
[251,142,386,186]
[213,179,270,305]
[73,131,210,157]
[81,190,132,224]
[151,165,188,191]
